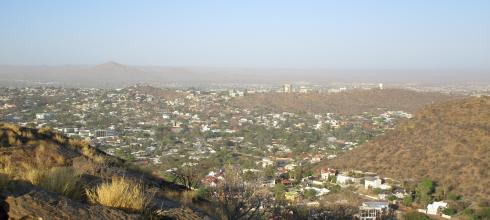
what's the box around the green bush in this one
[388,195,397,201]
[403,195,413,206]
[442,208,457,216]
[196,187,209,200]
[303,189,316,199]
[446,192,460,201]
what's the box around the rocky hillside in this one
[328,96,490,203]
[0,124,209,220]
[232,88,463,115]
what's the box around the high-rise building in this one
[283,84,293,93]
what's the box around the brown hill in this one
[327,96,490,203]
[232,88,463,115]
[0,124,208,219]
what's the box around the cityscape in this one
[1,1,489,220]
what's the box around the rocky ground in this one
[0,124,211,220]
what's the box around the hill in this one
[232,89,463,114]
[0,124,208,219]
[327,96,490,203]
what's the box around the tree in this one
[292,167,304,181]
[173,165,202,189]
[264,166,275,177]
[242,170,257,182]
[327,175,337,183]
[415,178,434,206]
[209,165,273,220]
[274,183,286,201]
[388,195,397,202]
[403,195,413,207]
[442,208,457,216]
[372,188,383,195]
[303,189,316,200]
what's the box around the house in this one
[261,177,276,188]
[336,173,360,186]
[320,167,337,180]
[365,176,383,189]
[393,188,408,199]
[35,113,54,120]
[358,201,391,220]
[310,154,322,163]
[427,201,448,215]
[285,163,297,171]
[260,158,274,168]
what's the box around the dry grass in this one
[0,156,14,177]
[232,89,462,115]
[70,139,106,164]
[38,167,81,198]
[0,156,12,190]
[85,177,151,212]
[0,155,81,199]
[329,97,490,203]
[181,190,198,205]
[19,166,81,199]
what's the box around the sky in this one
[0,0,489,69]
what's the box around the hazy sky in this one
[1,0,489,69]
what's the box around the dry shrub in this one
[163,189,181,201]
[86,177,151,212]
[39,167,82,199]
[0,173,9,190]
[20,130,33,139]
[34,142,67,166]
[20,166,82,199]
[38,126,52,135]
[0,156,14,177]
[0,156,13,191]
[181,190,198,205]
[2,124,20,134]
[74,140,105,164]
[0,155,81,199]
[53,133,66,144]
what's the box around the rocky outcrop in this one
[4,189,142,220]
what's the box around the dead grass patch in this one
[85,177,152,212]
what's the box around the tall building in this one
[283,84,293,93]
[379,83,383,90]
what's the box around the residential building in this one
[358,201,391,220]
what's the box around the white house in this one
[427,201,448,215]
[261,158,274,168]
[365,177,382,189]
[358,201,391,220]
[285,163,297,171]
[336,174,357,185]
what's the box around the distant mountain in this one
[327,97,490,203]
[92,61,135,72]
[0,62,191,87]
[232,88,464,114]
[1,63,489,87]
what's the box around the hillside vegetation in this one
[0,124,208,219]
[328,96,490,203]
[232,88,463,115]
